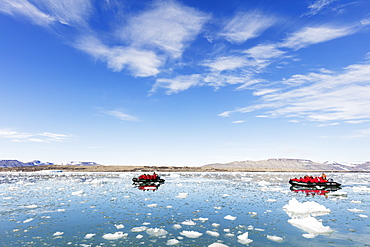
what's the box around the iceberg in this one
[283,198,331,218]
[288,216,334,237]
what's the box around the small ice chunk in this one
[206,231,220,237]
[267,199,276,202]
[225,233,234,237]
[211,223,220,228]
[208,243,229,247]
[131,226,147,232]
[142,222,151,225]
[136,234,143,239]
[353,186,370,193]
[57,209,66,212]
[72,190,84,196]
[347,208,364,213]
[23,218,34,223]
[258,181,270,186]
[198,217,209,222]
[359,214,368,218]
[147,204,157,208]
[175,193,188,199]
[123,196,130,198]
[182,220,196,226]
[115,224,124,229]
[166,239,180,245]
[224,215,237,220]
[267,235,283,242]
[146,228,168,237]
[213,207,221,210]
[237,232,253,245]
[53,231,64,236]
[24,205,38,209]
[84,233,96,239]
[166,205,173,208]
[350,200,362,204]
[222,194,230,197]
[102,232,127,240]
[180,230,203,238]
[254,228,264,231]
[173,224,182,229]
[7,187,18,191]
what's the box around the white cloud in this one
[281,25,356,50]
[0,129,72,142]
[304,0,337,16]
[219,11,276,44]
[220,63,370,123]
[202,56,247,72]
[119,1,209,59]
[102,109,138,121]
[74,36,162,77]
[151,74,202,94]
[0,0,55,26]
[0,0,92,27]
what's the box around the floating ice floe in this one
[347,208,364,213]
[71,190,84,196]
[237,232,253,245]
[136,234,143,239]
[173,224,182,229]
[353,186,370,193]
[283,198,331,218]
[175,193,188,199]
[224,215,237,220]
[182,220,196,226]
[23,218,34,223]
[53,231,64,236]
[147,204,157,207]
[288,216,334,238]
[146,228,168,237]
[358,214,368,218]
[7,187,18,191]
[166,239,180,245]
[115,224,124,229]
[206,230,220,237]
[267,199,276,202]
[212,223,220,228]
[102,231,128,240]
[84,233,96,239]
[131,226,147,232]
[350,200,362,204]
[24,205,38,209]
[180,230,202,238]
[267,235,284,242]
[208,243,229,247]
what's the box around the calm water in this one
[0,172,369,246]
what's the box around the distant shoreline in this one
[0,165,368,173]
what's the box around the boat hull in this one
[132,178,165,183]
[289,180,341,187]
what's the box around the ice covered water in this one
[0,172,369,246]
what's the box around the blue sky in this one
[0,0,369,166]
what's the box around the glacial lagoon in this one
[0,172,369,246]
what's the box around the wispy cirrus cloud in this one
[281,25,356,50]
[0,0,92,27]
[220,63,370,123]
[218,11,276,44]
[304,0,337,16]
[101,109,139,121]
[0,129,72,143]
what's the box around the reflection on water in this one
[0,172,369,246]
[133,181,165,191]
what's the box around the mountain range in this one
[0,159,369,171]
